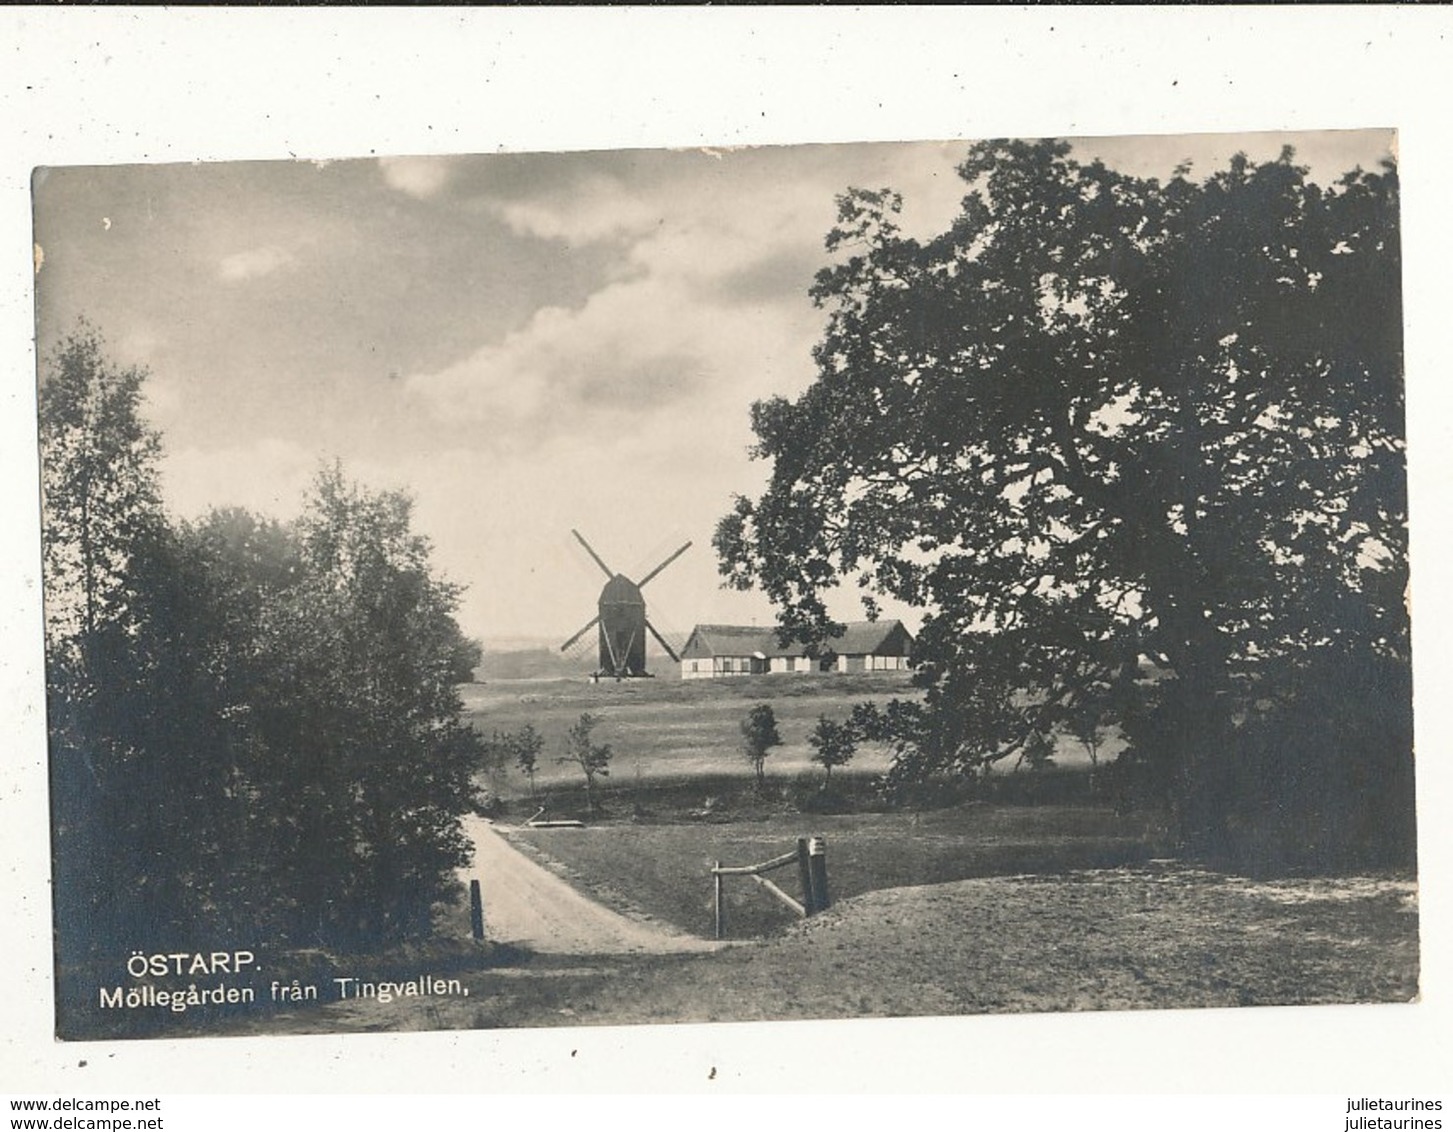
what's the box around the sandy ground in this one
[458,814,720,955]
[438,865,1419,1028]
[196,852,1415,1038]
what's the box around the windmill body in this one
[596,573,647,677]
[561,530,691,679]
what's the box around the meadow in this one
[462,670,1159,940]
[508,804,1166,940]
[461,669,1111,803]
[460,670,916,790]
[185,671,1417,1037]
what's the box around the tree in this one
[561,712,612,813]
[740,703,783,789]
[512,723,544,799]
[808,715,857,787]
[1068,701,1107,795]
[37,322,164,653]
[39,327,492,989]
[37,324,185,961]
[480,730,513,776]
[247,464,485,944]
[1020,730,1056,773]
[717,140,1410,867]
[37,332,296,960]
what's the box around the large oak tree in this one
[717,140,1411,868]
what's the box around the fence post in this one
[713,861,725,940]
[808,836,829,912]
[469,879,485,942]
[796,837,816,915]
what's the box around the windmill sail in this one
[560,531,691,678]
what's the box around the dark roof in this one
[830,620,913,656]
[680,620,912,660]
[680,625,776,660]
[599,573,644,605]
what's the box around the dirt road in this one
[459,814,720,955]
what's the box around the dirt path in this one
[458,814,720,955]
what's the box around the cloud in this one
[404,281,707,427]
[398,155,887,450]
[159,437,318,521]
[483,174,663,244]
[218,245,297,282]
[400,234,823,453]
[379,157,453,200]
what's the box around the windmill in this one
[560,529,691,679]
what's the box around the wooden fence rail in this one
[711,836,828,940]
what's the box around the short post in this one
[797,837,816,915]
[807,835,829,912]
[713,861,725,940]
[469,878,485,942]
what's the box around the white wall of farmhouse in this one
[679,620,914,679]
[682,652,909,679]
[769,655,812,674]
[868,654,909,671]
[681,655,778,679]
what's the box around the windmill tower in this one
[560,530,692,679]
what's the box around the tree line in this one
[717,140,1413,870]
[41,325,485,968]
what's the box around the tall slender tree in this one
[561,712,612,814]
[808,715,857,787]
[740,703,783,789]
[512,723,544,800]
[38,324,188,959]
[38,322,163,653]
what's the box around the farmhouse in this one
[679,620,914,680]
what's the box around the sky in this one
[32,129,1395,650]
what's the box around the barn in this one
[678,620,914,680]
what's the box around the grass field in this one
[462,671,1113,805]
[466,672,1156,940]
[145,671,1418,1038]
[461,672,917,794]
[506,803,1168,939]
